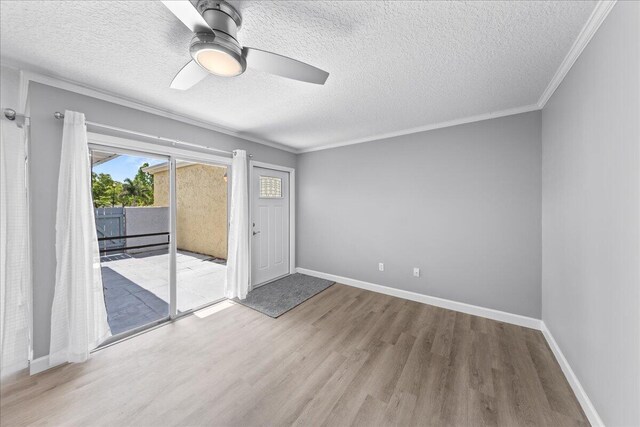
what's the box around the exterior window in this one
[259,176,282,198]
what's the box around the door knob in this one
[253,230,260,236]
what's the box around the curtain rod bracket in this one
[4,108,29,128]
[4,108,17,121]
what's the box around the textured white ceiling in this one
[0,1,597,151]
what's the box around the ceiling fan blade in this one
[170,60,209,90]
[243,47,329,85]
[161,1,211,34]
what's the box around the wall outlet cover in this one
[413,267,420,277]
[378,263,384,272]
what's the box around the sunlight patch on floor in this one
[194,300,236,318]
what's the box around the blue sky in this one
[93,155,164,182]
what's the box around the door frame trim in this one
[248,160,296,289]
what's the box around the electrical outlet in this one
[378,263,384,272]
[413,267,420,277]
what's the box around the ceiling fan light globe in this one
[196,49,243,77]
[190,32,246,78]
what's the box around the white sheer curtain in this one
[49,111,110,366]
[225,150,250,300]
[0,119,31,379]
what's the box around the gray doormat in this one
[233,273,334,318]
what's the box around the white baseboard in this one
[540,323,604,427]
[29,355,64,375]
[29,355,51,375]
[296,267,542,330]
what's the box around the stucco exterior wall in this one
[153,164,228,259]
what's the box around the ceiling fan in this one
[162,0,330,90]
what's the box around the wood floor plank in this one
[352,394,387,427]
[0,284,590,427]
[469,330,495,397]
[239,350,347,426]
[366,332,416,403]
[292,349,369,426]
[321,339,391,427]
[431,309,457,358]
[468,389,498,427]
[393,322,438,397]
[409,351,451,426]
[439,313,473,426]
[381,300,419,344]
[383,390,418,426]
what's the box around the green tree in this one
[121,163,154,206]
[135,162,154,191]
[92,172,123,208]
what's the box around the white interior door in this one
[251,167,290,287]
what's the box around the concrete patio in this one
[101,250,226,335]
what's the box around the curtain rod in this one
[53,111,251,158]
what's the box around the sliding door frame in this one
[88,132,232,328]
[169,157,177,317]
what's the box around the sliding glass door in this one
[90,147,171,339]
[175,160,229,312]
[90,144,230,342]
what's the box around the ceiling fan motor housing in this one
[196,0,242,38]
[190,0,246,76]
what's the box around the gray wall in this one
[541,2,640,426]
[297,111,542,318]
[0,65,20,110]
[124,207,169,253]
[28,82,296,358]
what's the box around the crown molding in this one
[0,59,299,154]
[298,1,617,155]
[297,103,541,154]
[537,0,617,108]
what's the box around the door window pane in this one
[259,176,282,198]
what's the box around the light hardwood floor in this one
[0,284,588,426]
